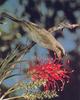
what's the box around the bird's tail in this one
[0,12,22,23]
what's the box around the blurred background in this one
[0,0,80,100]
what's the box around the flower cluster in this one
[27,58,73,91]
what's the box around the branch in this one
[2,96,24,100]
[0,42,35,84]
[15,42,36,60]
[48,22,80,33]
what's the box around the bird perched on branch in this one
[0,12,65,58]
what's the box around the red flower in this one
[27,58,73,91]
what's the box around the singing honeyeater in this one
[0,12,65,58]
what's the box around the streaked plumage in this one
[0,12,65,58]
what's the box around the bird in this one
[0,12,65,58]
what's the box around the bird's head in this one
[55,45,66,59]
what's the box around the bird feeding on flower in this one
[0,12,65,58]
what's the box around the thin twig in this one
[0,42,35,85]
[1,95,24,100]
[0,82,20,99]
[48,22,80,33]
